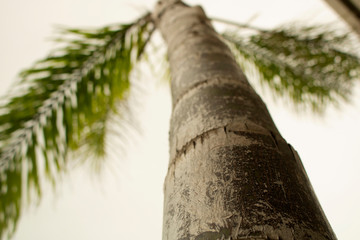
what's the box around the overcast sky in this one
[0,0,359,239]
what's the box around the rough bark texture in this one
[154,1,337,239]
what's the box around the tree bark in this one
[154,1,337,239]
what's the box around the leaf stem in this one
[210,16,266,33]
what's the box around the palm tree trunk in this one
[154,1,337,239]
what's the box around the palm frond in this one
[222,24,360,112]
[0,13,154,239]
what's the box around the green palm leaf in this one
[0,13,154,239]
[222,24,360,112]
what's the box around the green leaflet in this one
[0,13,154,239]
[222,25,360,112]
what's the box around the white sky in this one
[0,0,359,239]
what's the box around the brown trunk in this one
[153,1,337,239]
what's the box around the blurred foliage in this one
[222,24,360,112]
[0,13,154,239]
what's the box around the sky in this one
[0,0,359,239]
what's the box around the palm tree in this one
[1,0,359,239]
